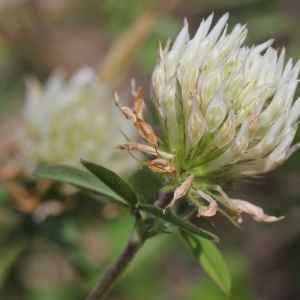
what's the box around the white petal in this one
[253,39,274,54]
[288,97,300,125]
[205,84,227,131]
[207,13,229,45]
[188,106,206,145]
[194,13,214,41]
[171,19,190,55]
[214,111,236,149]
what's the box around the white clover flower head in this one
[19,67,136,174]
[118,13,300,224]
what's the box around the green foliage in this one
[2,1,300,299]
[181,231,231,296]
[186,251,255,300]
[81,160,138,206]
[129,166,163,203]
[100,0,145,35]
[0,187,9,204]
[137,17,180,73]
[27,285,84,300]
[35,164,126,205]
[0,79,23,114]
[35,163,218,243]
[139,204,219,241]
[0,241,26,286]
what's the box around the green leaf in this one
[181,231,231,295]
[81,160,138,206]
[139,204,219,242]
[35,164,126,205]
[0,241,26,285]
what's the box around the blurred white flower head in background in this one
[118,13,300,224]
[19,68,135,174]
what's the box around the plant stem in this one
[86,228,144,300]
[86,192,171,300]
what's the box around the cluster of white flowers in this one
[19,68,135,174]
[120,13,300,223]
[153,13,300,176]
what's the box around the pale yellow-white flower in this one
[18,68,135,174]
[117,13,300,224]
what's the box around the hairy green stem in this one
[86,193,171,300]
[86,228,144,300]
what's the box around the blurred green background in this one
[1,0,300,299]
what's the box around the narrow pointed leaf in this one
[139,203,219,242]
[35,164,126,205]
[81,160,138,206]
[181,231,231,295]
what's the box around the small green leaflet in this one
[139,204,219,242]
[81,160,138,206]
[35,164,127,205]
[181,231,231,295]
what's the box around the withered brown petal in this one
[231,199,284,223]
[167,175,194,208]
[119,142,158,157]
[148,158,176,174]
[197,200,218,217]
[134,86,144,119]
[136,119,158,146]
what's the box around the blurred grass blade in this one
[181,231,231,295]
[36,164,127,205]
[0,241,26,286]
[81,160,138,205]
[139,204,219,242]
